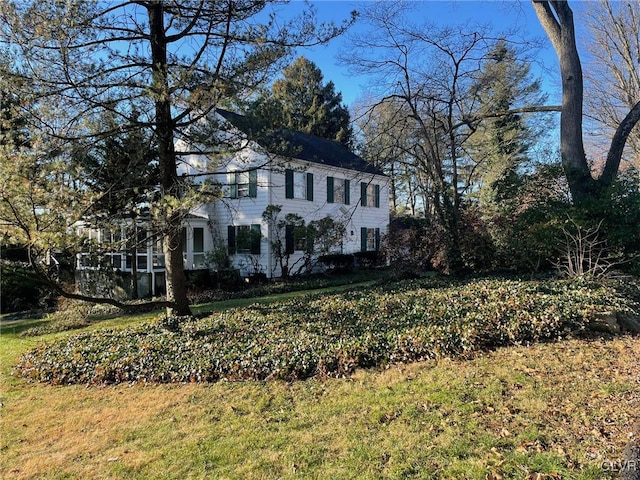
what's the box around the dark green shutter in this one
[375,228,381,251]
[250,224,261,254]
[285,169,294,199]
[374,184,380,208]
[361,227,367,252]
[361,182,367,206]
[306,172,314,201]
[285,225,294,255]
[345,179,350,205]
[248,170,258,198]
[327,176,334,203]
[227,226,236,254]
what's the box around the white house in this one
[77,109,389,297]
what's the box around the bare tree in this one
[354,97,424,215]
[0,0,353,316]
[346,2,552,273]
[584,0,640,170]
[532,0,640,204]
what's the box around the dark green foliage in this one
[19,299,91,337]
[458,205,496,273]
[353,251,382,268]
[486,162,571,273]
[186,269,387,305]
[487,163,640,275]
[383,215,434,274]
[16,278,639,385]
[248,56,353,146]
[0,261,55,313]
[593,168,640,275]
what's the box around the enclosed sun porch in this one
[75,214,213,299]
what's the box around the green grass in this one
[1,277,639,479]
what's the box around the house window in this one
[182,227,188,265]
[136,229,148,270]
[327,176,350,204]
[193,227,205,268]
[361,182,380,208]
[285,224,310,254]
[111,254,123,269]
[228,224,261,255]
[228,170,257,198]
[361,227,380,252]
[285,169,314,201]
[152,236,164,268]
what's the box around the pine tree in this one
[250,57,353,146]
[0,1,352,315]
[468,40,548,209]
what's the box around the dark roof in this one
[216,108,385,176]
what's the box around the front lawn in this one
[1,276,639,479]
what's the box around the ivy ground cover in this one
[15,278,640,385]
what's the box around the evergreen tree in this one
[250,57,353,146]
[468,40,548,208]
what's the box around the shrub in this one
[15,277,639,385]
[19,297,92,337]
[318,253,354,273]
[353,251,382,269]
[383,216,434,274]
[0,260,55,313]
[458,204,496,273]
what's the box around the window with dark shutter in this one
[344,179,350,205]
[227,225,236,254]
[248,170,257,198]
[361,227,381,251]
[228,170,258,198]
[285,225,295,255]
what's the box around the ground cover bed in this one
[14,277,640,385]
[2,277,639,479]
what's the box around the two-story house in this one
[77,109,389,297]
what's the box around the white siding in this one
[203,155,389,278]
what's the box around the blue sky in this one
[278,0,570,107]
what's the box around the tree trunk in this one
[533,1,640,203]
[532,1,596,205]
[601,100,640,188]
[148,2,191,316]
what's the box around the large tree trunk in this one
[532,1,596,205]
[148,2,191,316]
[533,0,640,203]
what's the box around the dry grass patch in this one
[2,335,638,479]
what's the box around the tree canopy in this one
[248,56,353,146]
[0,0,353,315]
